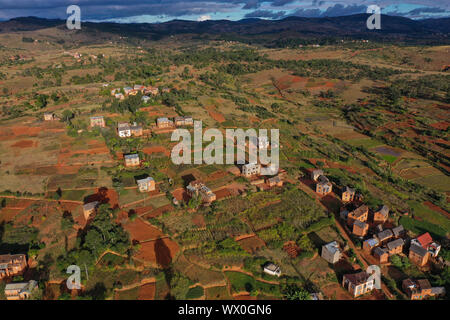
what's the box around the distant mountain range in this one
[1,14,449,45]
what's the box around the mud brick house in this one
[341,186,356,202]
[242,163,261,177]
[321,241,342,264]
[0,254,27,279]
[402,279,445,300]
[373,247,389,264]
[376,229,394,245]
[130,123,143,137]
[409,244,429,267]
[137,177,155,193]
[156,117,173,128]
[90,116,105,128]
[134,84,145,91]
[115,93,125,100]
[386,238,404,255]
[346,205,369,226]
[342,271,374,298]
[145,86,159,96]
[311,169,324,181]
[4,280,37,300]
[186,180,216,203]
[392,225,405,238]
[123,86,134,95]
[111,88,120,96]
[266,175,283,188]
[352,220,369,237]
[373,205,389,224]
[43,112,57,121]
[363,238,379,253]
[174,116,194,127]
[83,201,99,220]
[124,154,140,167]
[117,122,131,137]
[411,233,441,258]
[263,263,281,277]
[316,175,332,195]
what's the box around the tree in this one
[390,255,403,269]
[170,272,192,299]
[61,110,74,123]
[35,94,48,109]
[282,284,311,300]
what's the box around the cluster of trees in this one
[56,204,130,271]
[273,58,402,82]
[70,73,105,85]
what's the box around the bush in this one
[185,286,204,299]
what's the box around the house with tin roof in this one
[321,241,342,264]
[353,220,369,237]
[124,153,140,167]
[5,280,37,300]
[409,244,429,267]
[386,238,404,255]
[347,205,369,226]
[374,205,389,224]
[342,271,374,298]
[376,229,394,244]
[316,175,332,195]
[137,177,155,193]
[411,233,441,258]
[363,238,379,253]
[341,186,356,202]
[0,254,27,280]
[373,247,389,264]
[263,262,281,277]
[402,278,445,300]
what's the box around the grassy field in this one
[224,271,281,297]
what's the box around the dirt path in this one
[114,277,156,292]
[0,195,83,205]
[121,193,166,208]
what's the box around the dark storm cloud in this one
[0,0,448,20]
[408,7,446,14]
[290,4,367,18]
[270,0,297,7]
[244,10,286,19]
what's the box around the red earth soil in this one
[142,146,171,157]
[206,106,225,123]
[234,294,257,300]
[134,238,179,268]
[143,204,174,219]
[237,235,266,254]
[214,188,233,200]
[84,187,119,209]
[192,214,206,228]
[10,140,37,148]
[172,188,189,202]
[138,283,156,300]
[423,201,450,219]
[430,121,450,130]
[124,218,164,242]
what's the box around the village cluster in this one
[3,108,446,300]
[313,169,445,299]
[253,168,447,299]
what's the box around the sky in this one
[0,0,449,22]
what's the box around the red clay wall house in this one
[409,244,429,267]
[347,205,369,226]
[0,254,27,279]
